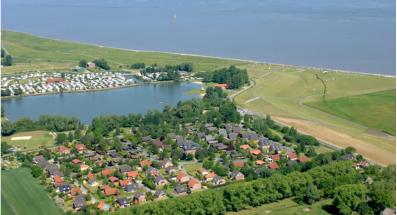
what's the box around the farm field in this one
[2,130,55,151]
[306,90,396,135]
[2,30,246,74]
[234,64,396,165]
[226,198,334,215]
[1,168,62,215]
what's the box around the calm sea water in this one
[2,0,395,75]
[2,83,201,124]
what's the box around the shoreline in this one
[4,29,395,78]
[1,80,203,100]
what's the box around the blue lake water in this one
[2,0,395,75]
[2,82,201,124]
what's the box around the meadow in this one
[306,90,396,135]
[2,130,55,151]
[1,168,62,215]
[226,198,333,215]
[234,64,395,165]
[2,30,246,74]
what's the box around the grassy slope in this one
[2,130,55,151]
[306,90,396,135]
[226,198,333,215]
[2,30,246,73]
[235,64,395,165]
[1,168,62,215]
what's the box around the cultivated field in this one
[1,168,62,215]
[234,64,396,165]
[226,198,333,215]
[306,90,396,135]
[2,30,246,74]
[2,130,55,151]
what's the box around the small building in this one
[119,165,132,174]
[231,171,245,181]
[154,190,167,199]
[73,195,86,211]
[75,144,87,153]
[101,168,113,176]
[140,160,152,168]
[286,152,298,161]
[86,62,96,68]
[126,171,139,179]
[215,83,228,90]
[134,192,145,205]
[161,159,173,169]
[213,176,226,185]
[176,171,190,183]
[97,201,111,211]
[188,178,202,191]
[268,162,279,170]
[232,160,245,168]
[174,185,188,196]
[117,197,129,208]
[155,176,168,186]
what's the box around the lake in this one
[2,0,395,75]
[2,82,201,124]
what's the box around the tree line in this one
[1,48,13,66]
[198,65,249,89]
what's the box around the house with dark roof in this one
[154,190,167,199]
[174,185,188,196]
[213,176,226,185]
[117,197,129,208]
[231,171,245,181]
[125,183,141,193]
[155,176,168,186]
[119,165,132,173]
[73,195,86,211]
[133,192,145,205]
[33,155,48,168]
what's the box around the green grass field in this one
[2,130,55,151]
[1,168,62,215]
[226,198,333,215]
[2,30,246,74]
[306,90,396,135]
[182,162,203,176]
[234,64,395,165]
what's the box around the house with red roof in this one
[188,178,201,191]
[215,83,228,90]
[176,171,190,183]
[59,146,70,154]
[140,160,152,168]
[268,162,279,170]
[101,168,113,176]
[232,160,245,168]
[126,171,139,179]
[250,149,261,156]
[286,152,298,161]
[75,144,87,153]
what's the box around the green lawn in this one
[2,130,55,151]
[1,168,62,215]
[234,64,395,165]
[226,198,333,215]
[2,30,246,74]
[306,90,396,135]
[182,162,203,176]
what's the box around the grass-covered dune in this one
[1,30,246,74]
[234,64,395,165]
[1,168,62,215]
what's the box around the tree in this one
[79,59,87,67]
[1,55,13,66]
[1,120,16,136]
[31,165,43,178]
[1,48,5,57]
[131,63,145,69]
[333,184,368,215]
[93,58,110,70]
[55,133,67,145]
[1,141,12,154]
[298,184,322,204]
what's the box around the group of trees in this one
[78,58,110,70]
[200,65,249,89]
[139,62,193,81]
[130,63,146,69]
[1,48,13,66]
[119,161,394,215]
[1,115,80,136]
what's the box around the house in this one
[134,192,145,205]
[228,133,238,141]
[215,83,228,90]
[240,144,251,150]
[70,187,82,196]
[80,164,89,171]
[97,201,111,211]
[154,190,167,199]
[216,143,228,151]
[53,175,64,186]
[58,183,71,193]
[46,164,63,177]
[86,62,96,68]
[140,160,152,168]
[219,129,228,138]
[213,176,226,185]
[108,176,119,184]
[126,171,139,179]
[155,176,168,186]
[232,160,245,168]
[176,171,190,183]
[188,178,201,191]
[125,183,141,193]
[146,167,160,177]
[161,159,173,169]
[87,173,96,185]
[104,187,119,196]
[250,149,261,156]
[270,154,280,162]
[73,195,86,211]
[46,77,65,84]
[174,185,188,196]
[205,172,217,182]
[152,139,166,150]
[33,155,48,168]
[119,179,132,187]
[166,166,178,175]
[286,152,298,160]
[72,159,82,164]
[231,171,245,181]
[298,155,310,163]
[117,197,129,208]
[102,168,113,176]
[75,144,87,153]
[58,146,70,154]
[119,165,132,174]
[268,162,279,170]
[255,160,265,165]
[198,168,209,177]
[341,153,355,161]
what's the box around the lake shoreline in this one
[4,29,395,78]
